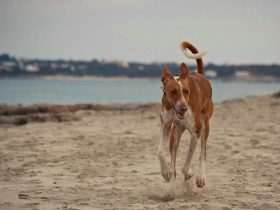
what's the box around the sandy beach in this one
[0,93,280,210]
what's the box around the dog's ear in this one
[161,66,173,84]
[179,63,189,80]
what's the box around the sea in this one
[0,78,279,105]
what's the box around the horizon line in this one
[1,53,280,66]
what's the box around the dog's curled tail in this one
[180,41,207,75]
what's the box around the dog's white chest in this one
[176,107,195,130]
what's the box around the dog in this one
[157,41,214,199]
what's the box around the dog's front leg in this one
[167,125,184,199]
[181,131,198,181]
[196,120,209,188]
[157,122,172,182]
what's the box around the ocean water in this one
[0,78,279,105]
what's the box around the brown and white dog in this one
[157,41,214,199]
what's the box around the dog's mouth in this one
[172,104,186,120]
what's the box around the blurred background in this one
[1,0,280,105]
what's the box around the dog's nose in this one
[180,107,188,113]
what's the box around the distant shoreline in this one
[1,74,280,83]
[0,75,159,81]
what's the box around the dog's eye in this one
[170,89,178,95]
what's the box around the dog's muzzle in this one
[172,104,188,119]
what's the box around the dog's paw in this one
[158,150,172,182]
[182,168,193,181]
[196,176,206,188]
[159,159,172,182]
[161,161,172,182]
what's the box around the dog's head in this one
[161,63,190,119]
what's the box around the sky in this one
[0,0,280,64]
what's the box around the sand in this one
[0,93,280,210]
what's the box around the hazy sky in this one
[1,0,280,64]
